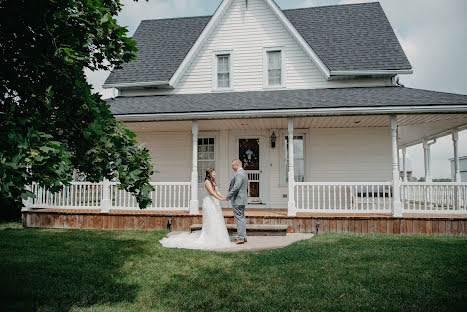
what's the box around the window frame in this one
[263,47,285,89]
[280,130,306,187]
[212,50,233,92]
[197,133,218,185]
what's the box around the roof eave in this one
[102,81,171,90]
[330,69,413,77]
[113,104,467,122]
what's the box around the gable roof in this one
[104,15,211,86]
[107,87,467,117]
[104,1,412,88]
[284,2,412,73]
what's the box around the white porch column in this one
[190,120,200,215]
[452,130,461,182]
[423,140,432,182]
[423,139,436,182]
[402,147,407,182]
[287,118,296,216]
[391,116,402,217]
[101,178,111,212]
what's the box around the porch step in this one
[189,224,288,236]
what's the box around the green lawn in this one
[1,221,466,312]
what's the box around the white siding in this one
[120,0,392,97]
[134,125,393,209]
[309,128,392,182]
[134,132,192,182]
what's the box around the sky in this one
[85,0,467,180]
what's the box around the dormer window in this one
[212,51,233,91]
[263,47,285,88]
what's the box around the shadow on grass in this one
[0,224,144,312]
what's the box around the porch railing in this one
[110,182,191,210]
[294,182,393,213]
[30,182,104,209]
[401,182,467,213]
[28,181,191,211]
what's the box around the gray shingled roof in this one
[284,2,412,71]
[107,87,467,115]
[105,16,211,84]
[105,2,412,86]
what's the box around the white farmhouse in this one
[24,0,467,222]
[101,0,467,216]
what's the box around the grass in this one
[1,220,466,312]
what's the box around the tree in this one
[0,0,154,220]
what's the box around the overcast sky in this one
[85,0,467,180]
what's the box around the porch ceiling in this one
[125,114,467,138]
[398,114,467,147]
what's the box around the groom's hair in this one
[232,159,242,167]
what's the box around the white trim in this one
[169,0,332,85]
[230,133,270,207]
[212,50,234,91]
[115,105,467,122]
[103,81,170,89]
[263,0,331,79]
[263,47,286,89]
[169,0,235,87]
[197,132,219,184]
[330,69,413,76]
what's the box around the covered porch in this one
[22,113,467,219]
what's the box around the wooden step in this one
[189,224,288,236]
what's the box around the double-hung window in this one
[197,138,215,183]
[284,135,305,183]
[216,54,230,89]
[267,51,282,86]
[263,48,284,88]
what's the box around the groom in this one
[224,159,248,244]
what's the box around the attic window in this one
[263,48,285,88]
[217,54,230,88]
[268,51,282,86]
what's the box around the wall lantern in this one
[270,131,276,148]
[315,221,320,234]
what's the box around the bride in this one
[159,168,237,250]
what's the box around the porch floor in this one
[26,208,467,219]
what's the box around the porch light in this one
[315,221,320,234]
[270,131,276,148]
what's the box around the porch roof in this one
[107,87,467,119]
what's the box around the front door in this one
[238,138,263,204]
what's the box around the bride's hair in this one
[205,168,217,188]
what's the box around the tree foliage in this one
[0,0,154,216]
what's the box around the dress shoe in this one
[233,239,245,244]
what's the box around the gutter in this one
[102,81,170,89]
[114,105,467,122]
[330,69,413,76]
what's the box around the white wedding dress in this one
[159,187,237,250]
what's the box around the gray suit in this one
[226,168,248,240]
